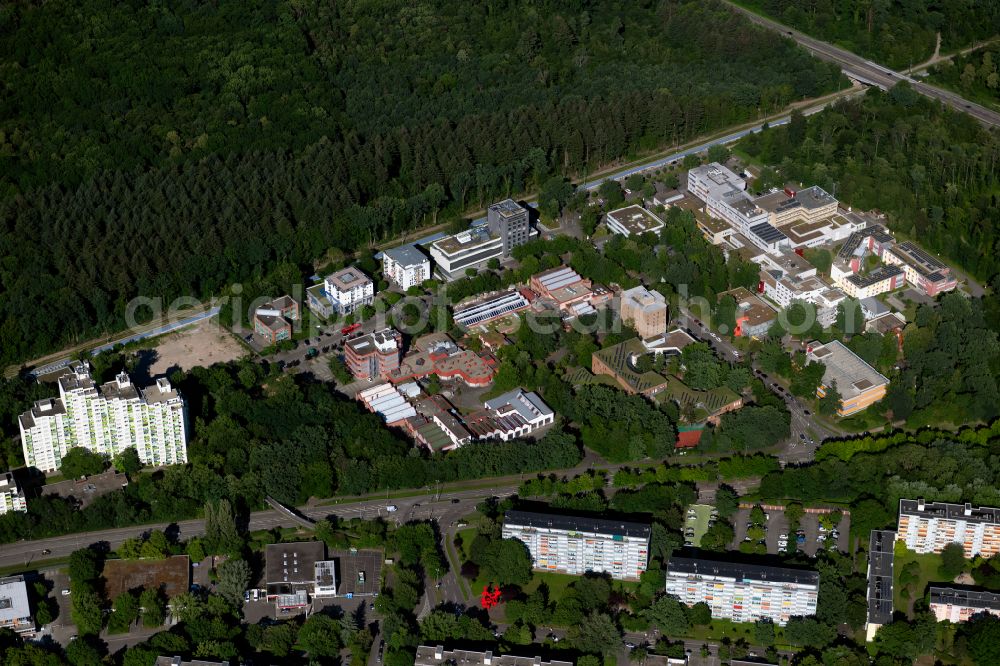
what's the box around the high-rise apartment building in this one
[620,285,668,339]
[665,556,819,626]
[930,586,1000,623]
[19,362,188,473]
[0,471,27,515]
[897,498,1000,558]
[502,510,650,581]
[382,245,431,290]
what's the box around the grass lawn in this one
[893,542,956,617]
[836,407,890,433]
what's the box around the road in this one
[0,486,508,570]
[677,307,838,463]
[724,1,1000,128]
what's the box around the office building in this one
[344,328,402,380]
[781,211,866,249]
[19,362,188,473]
[0,471,26,514]
[866,530,895,641]
[720,287,777,338]
[0,576,33,635]
[883,241,959,297]
[837,225,895,273]
[606,205,666,237]
[265,541,325,609]
[805,340,889,416]
[415,645,573,666]
[488,199,531,256]
[529,267,610,317]
[254,295,299,344]
[382,245,431,290]
[866,311,906,335]
[755,186,839,228]
[620,285,668,339]
[688,163,746,203]
[897,499,1000,558]
[465,389,555,441]
[502,509,650,581]
[453,289,531,329]
[838,265,905,299]
[665,556,819,626]
[312,267,375,317]
[930,586,1000,623]
[431,201,535,281]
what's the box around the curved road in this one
[725,1,1000,128]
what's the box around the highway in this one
[724,1,1000,128]
[0,486,514,570]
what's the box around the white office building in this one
[897,498,1000,558]
[0,472,26,515]
[382,245,431,290]
[502,510,650,581]
[465,389,555,441]
[18,362,188,473]
[605,205,665,237]
[666,556,819,626]
[0,576,34,635]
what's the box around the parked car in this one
[386,505,397,512]
[61,589,71,596]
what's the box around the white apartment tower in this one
[666,556,819,626]
[382,245,431,290]
[19,362,188,473]
[502,510,650,581]
[0,472,27,514]
[897,498,1000,558]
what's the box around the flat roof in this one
[807,340,888,399]
[265,542,326,588]
[867,530,895,624]
[326,267,372,291]
[720,287,777,328]
[489,198,528,219]
[415,646,572,666]
[383,244,430,267]
[845,264,904,289]
[930,586,1000,611]
[899,498,1000,524]
[606,205,665,235]
[888,241,950,278]
[668,556,819,586]
[432,226,499,255]
[0,576,30,625]
[533,266,585,292]
[621,285,667,314]
[749,222,788,244]
[328,548,383,596]
[794,185,837,210]
[504,509,650,539]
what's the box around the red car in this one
[340,323,361,336]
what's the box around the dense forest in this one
[0,0,845,368]
[739,84,1000,281]
[736,0,1000,69]
[929,46,1000,110]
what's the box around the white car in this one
[386,505,398,513]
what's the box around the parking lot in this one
[683,504,715,547]
[730,506,850,556]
